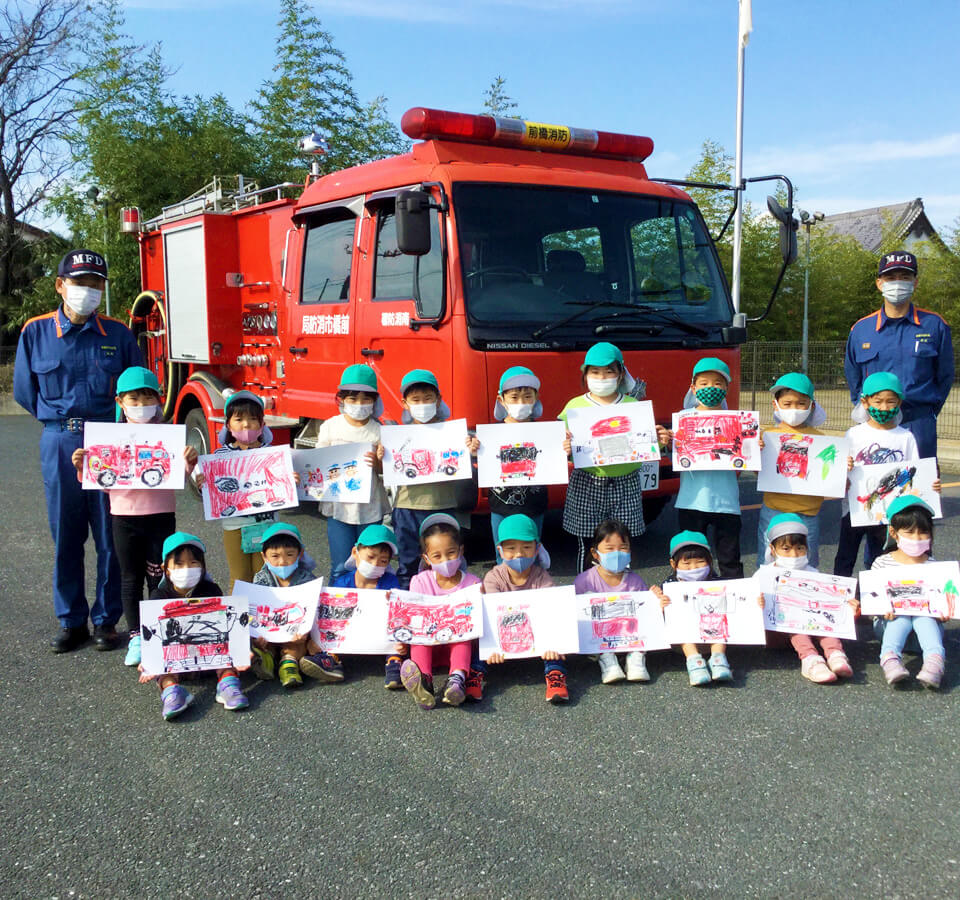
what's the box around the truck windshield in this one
[453,183,731,338]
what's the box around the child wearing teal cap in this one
[559,341,661,571]
[664,357,745,578]
[756,372,828,569]
[834,370,940,577]
[143,531,250,719]
[312,363,391,585]
[70,365,199,666]
[251,522,322,688]
[871,497,949,689]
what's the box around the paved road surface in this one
[2,415,959,899]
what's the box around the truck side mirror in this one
[767,196,798,265]
[396,190,432,256]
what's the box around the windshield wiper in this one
[531,301,630,339]
[534,301,711,339]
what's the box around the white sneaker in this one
[625,650,649,682]
[598,652,626,684]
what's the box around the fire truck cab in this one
[126,107,795,517]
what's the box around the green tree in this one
[482,76,519,117]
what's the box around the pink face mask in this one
[429,557,462,577]
[897,536,931,557]
[232,427,262,444]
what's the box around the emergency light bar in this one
[401,107,653,162]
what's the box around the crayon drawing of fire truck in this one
[86,441,172,488]
[691,585,730,642]
[387,595,476,644]
[251,601,310,638]
[674,411,758,469]
[775,434,813,479]
[392,439,463,480]
[857,466,917,519]
[204,449,295,518]
[496,442,540,481]
[772,572,853,634]
[142,597,246,673]
[314,591,360,647]
[497,606,535,654]
[590,594,640,650]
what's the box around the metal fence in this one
[740,340,960,440]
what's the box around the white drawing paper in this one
[310,587,395,654]
[756,432,850,499]
[386,584,483,645]
[139,595,250,676]
[479,585,580,660]
[567,401,661,469]
[671,409,761,472]
[758,568,858,639]
[380,419,471,488]
[82,422,186,490]
[199,445,299,520]
[575,590,670,654]
[848,457,942,526]
[476,421,569,488]
[662,579,766,645]
[239,579,321,643]
[859,562,960,619]
[291,443,373,504]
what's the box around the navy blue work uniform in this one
[13,307,142,628]
[844,304,953,459]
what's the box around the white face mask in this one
[587,376,620,398]
[344,402,374,421]
[408,402,437,423]
[63,285,103,317]
[169,567,203,590]
[881,281,915,305]
[775,402,811,427]
[505,402,535,421]
[775,554,808,570]
[123,404,158,423]
[357,558,387,580]
[677,565,711,582]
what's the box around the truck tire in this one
[141,468,163,487]
[184,408,211,498]
[97,470,117,488]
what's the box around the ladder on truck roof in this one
[141,175,300,230]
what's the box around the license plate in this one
[639,460,659,492]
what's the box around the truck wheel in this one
[393,627,412,642]
[733,458,744,469]
[679,458,691,468]
[435,627,454,642]
[184,408,210,498]
[141,468,163,487]
[405,467,418,479]
[220,506,237,517]
[97,470,117,487]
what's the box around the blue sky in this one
[121,0,960,234]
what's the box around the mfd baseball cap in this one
[878,252,918,277]
[58,249,108,280]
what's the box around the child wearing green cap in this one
[833,371,940,577]
[390,368,479,589]
[665,357,745,579]
[141,532,249,719]
[71,366,198,666]
[757,372,828,569]
[871,497,949,689]
[313,364,391,584]
[559,341,658,571]
[251,522,321,688]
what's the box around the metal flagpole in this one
[731,0,752,314]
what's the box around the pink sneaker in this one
[916,654,945,690]
[880,653,910,685]
[801,655,837,684]
[826,651,853,679]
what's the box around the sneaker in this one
[400,659,435,710]
[251,646,275,680]
[278,657,303,688]
[465,668,485,702]
[880,653,910,686]
[545,670,569,703]
[686,654,711,686]
[443,671,467,706]
[708,652,733,683]
[124,634,142,667]
[161,684,193,720]
[801,654,837,684]
[384,655,404,690]
[625,650,650,682]
[300,651,345,682]
[916,653,945,690]
[215,675,249,711]
[598,652,626,684]
[826,651,853,679]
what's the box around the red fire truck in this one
[86,441,172,487]
[124,107,795,518]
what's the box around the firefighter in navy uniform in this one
[13,250,142,652]
[844,251,953,459]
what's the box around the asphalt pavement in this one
[2,414,959,899]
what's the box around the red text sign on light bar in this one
[400,107,653,162]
